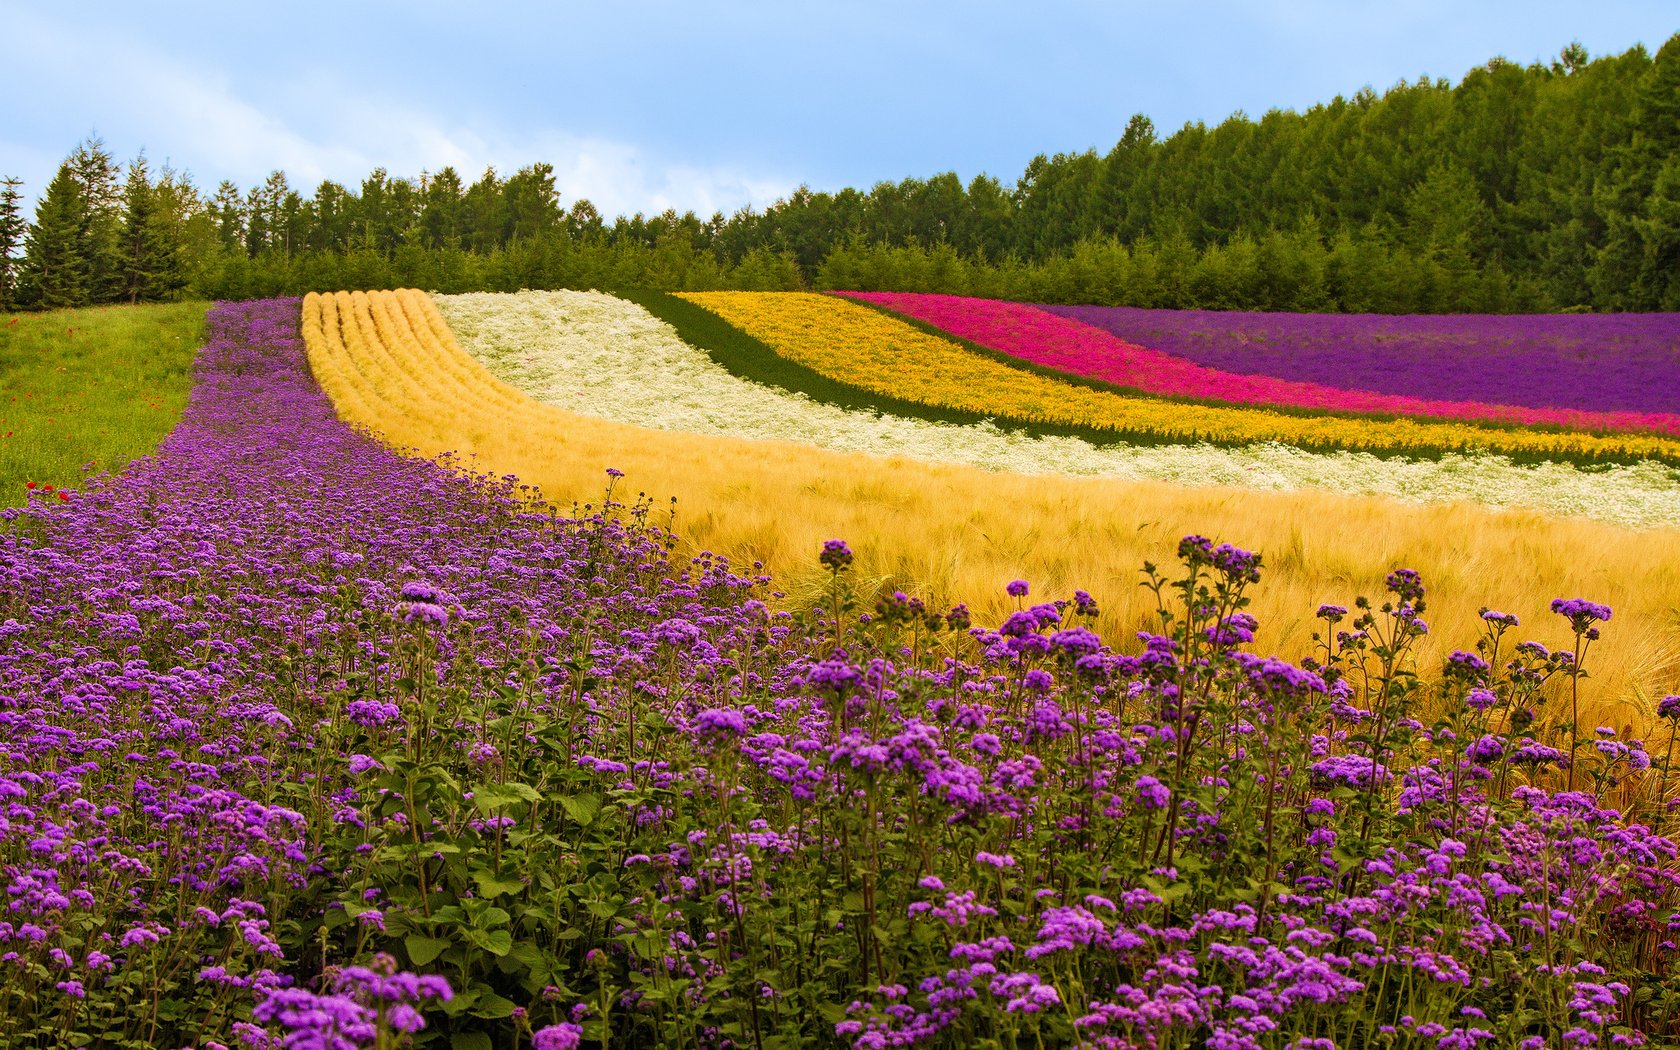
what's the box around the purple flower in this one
[694,707,747,737]
[532,1022,583,1050]
[1310,754,1391,790]
[1552,597,1612,630]
[1006,579,1030,598]
[819,539,853,571]
[1050,627,1102,658]
[1467,735,1505,764]
[399,580,445,603]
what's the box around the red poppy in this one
[57,492,69,502]
[42,484,55,492]
[24,481,36,490]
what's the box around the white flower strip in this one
[436,290,1680,529]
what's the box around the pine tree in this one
[146,164,195,302]
[119,155,160,303]
[68,136,123,303]
[20,164,89,309]
[0,178,25,310]
[210,180,244,251]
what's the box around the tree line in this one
[2,35,1676,314]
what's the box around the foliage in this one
[0,178,25,311]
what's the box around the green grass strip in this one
[1,301,208,507]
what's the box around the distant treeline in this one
[2,35,1676,314]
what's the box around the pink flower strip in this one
[844,292,1680,437]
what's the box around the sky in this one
[3,1,1675,220]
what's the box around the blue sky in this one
[4,1,1674,219]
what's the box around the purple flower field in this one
[3,300,1680,1048]
[1041,306,1680,417]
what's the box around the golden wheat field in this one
[302,288,1680,729]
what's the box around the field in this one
[4,291,1680,1048]
[0,302,206,504]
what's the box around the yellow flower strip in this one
[677,291,1680,464]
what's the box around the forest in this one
[2,34,1676,314]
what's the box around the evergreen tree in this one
[210,180,245,251]
[147,164,194,301]
[20,164,89,309]
[0,178,25,310]
[68,136,123,303]
[119,155,159,303]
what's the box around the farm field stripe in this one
[846,291,1680,437]
[1040,302,1680,417]
[440,289,1680,530]
[305,290,1680,713]
[675,291,1680,466]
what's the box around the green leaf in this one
[452,1033,494,1050]
[406,935,452,966]
[470,992,518,1019]
[472,781,542,814]
[471,867,526,898]
[468,928,514,956]
[558,792,601,825]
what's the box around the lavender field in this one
[1042,306,1680,418]
[1,300,1677,1048]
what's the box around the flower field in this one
[677,292,1680,465]
[1038,305,1680,417]
[848,292,1680,437]
[437,290,1680,529]
[304,289,1680,713]
[8,292,1680,1048]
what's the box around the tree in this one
[210,180,244,251]
[0,178,24,309]
[20,164,89,309]
[68,136,123,302]
[119,155,160,303]
[118,154,187,303]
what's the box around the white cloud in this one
[5,7,796,219]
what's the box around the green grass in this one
[1,301,208,507]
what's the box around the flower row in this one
[676,292,1680,465]
[849,291,1680,436]
[441,290,1680,529]
[1042,301,1680,417]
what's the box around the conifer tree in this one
[68,136,123,303]
[119,155,158,303]
[0,178,25,310]
[21,164,89,309]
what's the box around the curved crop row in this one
[1041,302,1680,417]
[848,291,1680,437]
[442,289,1680,530]
[678,291,1680,465]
